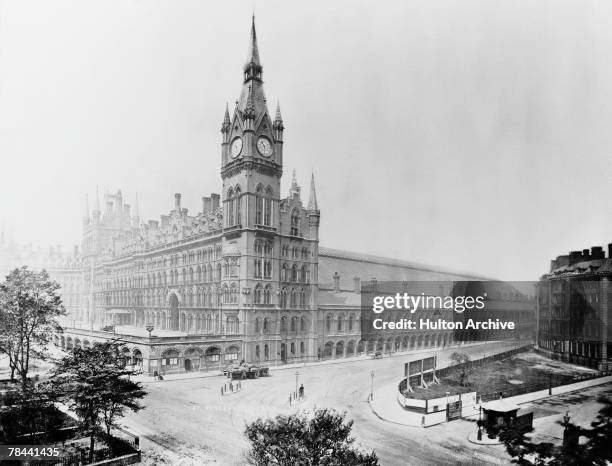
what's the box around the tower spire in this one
[246,14,260,67]
[95,185,100,212]
[289,169,301,198]
[83,194,90,224]
[308,172,319,211]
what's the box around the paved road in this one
[123,342,520,465]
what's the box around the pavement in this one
[121,340,520,466]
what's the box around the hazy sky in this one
[1,0,611,280]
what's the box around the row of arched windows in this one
[253,284,272,304]
[279,287,308,308]
[255,185,274,226]
[281,263,308,283]
[253,316,308,334]
[325,314,359,333]
[281,245,309,259]
[226,187,241,227]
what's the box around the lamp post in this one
[146,324,154,338]
[562,411,571,448]
[295,371,299,398]
[370,370,375,400]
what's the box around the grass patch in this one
[402,351,586,400]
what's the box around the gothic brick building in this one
[51,18,510,374]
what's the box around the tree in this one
[0,267,65,389]
[48,341,146,464]
[245,408,378,465]
[499,396,612,465]
[449,351,471,386]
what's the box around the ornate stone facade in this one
[49,18,516,375]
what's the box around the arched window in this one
[264,260,272,278]
[281,315,288,332]
[290,288,297,308]
[263,317,269,334]
[280,287,288,308]
[291,264,298,282]
[290,316,297,332]
[290,210,300,236]
[337,315,344,332]
[234,186,241,225]
[300,316,306,332]
[254,258,262,278]
[300,265,307,282]
[264,187,273,226]
[255,317,261,333]
[227,188,234,226]
[281,264,288,282]
[255,185,264,225]
[326,314,332,332]
[300,342,305,354]
[254,285,262,304]
[264,285,271,304]
[264,344,269,359]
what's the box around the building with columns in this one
[536,244,612,370]
[51,18,521,374]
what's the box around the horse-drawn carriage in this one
[223,363,270,380]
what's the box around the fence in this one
[25,431,140,466]
[435,345,532,379]
[397,344,611,415]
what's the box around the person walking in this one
[299,384,304,399]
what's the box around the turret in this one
[273,102,284,141]
[307,173,321,240]
[82,194,90,226]
[221,103,231,143]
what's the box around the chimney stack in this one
[591,246,604,259]
[211,193,220,211]
[175,193,181,211]
[202,196,211,214]
[569,251,581,264]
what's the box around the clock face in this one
[256,137,273,157]
[230,138,243,158]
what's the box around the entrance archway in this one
[169,293,179,331]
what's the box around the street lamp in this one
[295,371,300,398]
[370,370,375,401]
[146,325,154,338]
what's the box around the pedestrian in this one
[299,384,304,399]
[230,381,233,392]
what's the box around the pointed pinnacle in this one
[134,192,140,217]
[247,15,260,65]
[308,172,319,211]
[275,101,283,122]
[223,102,230,123]
[95,185,101,212]
[84,194,89,218]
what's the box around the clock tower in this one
[221,16,284,231]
